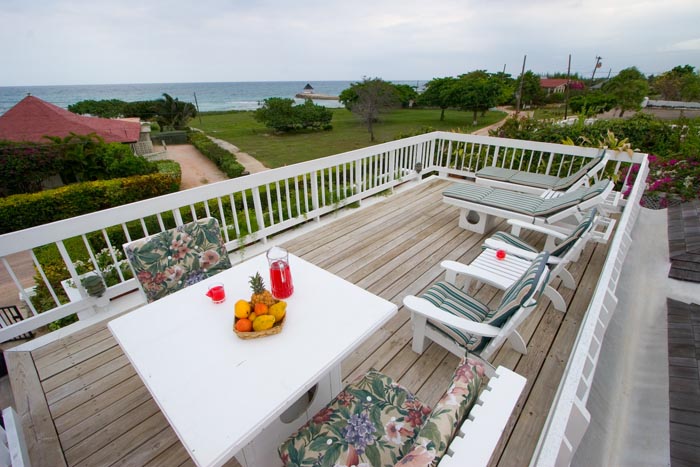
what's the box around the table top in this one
[108,253,397,467]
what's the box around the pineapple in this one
[249,272,276,306]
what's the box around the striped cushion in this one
[550,208,597,257]
[476,166,516,182]
[533,190,586,215]
[420,281,490,351]
[580,179,610,200]
[487,231,538,253]
[482,189,543,214]
[486,252,550,328]
[509,171,563,189]
[443,183,493,202]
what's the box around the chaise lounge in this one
[442,179,613,234]
[475,150,608,195]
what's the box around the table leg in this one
[234,367,339,467]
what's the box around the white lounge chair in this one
[475,150,609,195]
[442,179,613,234]
[404,251,550,363]
[473,208,601,313]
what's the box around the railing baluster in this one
[30,250,60,308]
[156,213,165,231]
[229,194,241,238]
[266,184,275,226]
[284,179,292,220]
[294,177,301,217]
[303,173,310,213]
[242,190,252,235]
[102,229,125,282]
[2,257,40,315]
[275,181,284,222]
[122,223,132,243]
[140,218,149,236]
[57,240,85,300]
[217,198,230,243]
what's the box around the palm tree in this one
[157,93,197,130]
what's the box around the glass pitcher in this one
[267,246,294,299]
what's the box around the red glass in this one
[269,260,294,299]
[496,249,507,260]
[206,283,226,303]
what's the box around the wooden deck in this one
[5,178,611,467]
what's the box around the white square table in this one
[108,253,397,467]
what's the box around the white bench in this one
[1,407,30,467]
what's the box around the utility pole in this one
[591,56,602,84]
[516,55,527,115]
[193,92,202,125]
[564,54,572,119]
[502,63,506,74]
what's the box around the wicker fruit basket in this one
[233,316,285,339]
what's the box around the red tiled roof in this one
[0,95,140,143]
[540,78,584,89]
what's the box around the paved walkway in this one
[156,143,228,190]
[471,107,532,136]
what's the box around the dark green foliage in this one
[452,71,503,125]
[340,78,401,141]
[188,132,244,178]
[392,84,418,108]
[0,171,181,233]
[602,67,649,117]
[569,92,617,116]
[0,141,64,195]
[1,134,157,195]
[123,100,161,120]
[254,98,332,132]
[651,65,700,101]
[157,93,197,130]
[514,71,545,106]
[418,77,458,120]
[68,99,128,118]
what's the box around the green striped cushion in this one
[476,166,516,182]
[509,171,562,189]
[580,179,610,200]
[550,208,597,257]
[482,189,543,214]
[533,190,585,215]
[486,252,550,327]
[443,183,493,202]
[420,281,490,351]
[487,231,538,253]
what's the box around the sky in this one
[1,0,699,86]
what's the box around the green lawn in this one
[189,108,506,168]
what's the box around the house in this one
[301,83,314,94]
[540,78,584,94]
[0,95,141,144]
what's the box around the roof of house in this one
[0,95,141,144]
[303,83,314,90]
[540,78,570,88]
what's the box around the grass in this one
[189,108,506,168]
[533,106,569,121]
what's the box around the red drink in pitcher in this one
[269,260,294,299]
[267,246,294,299]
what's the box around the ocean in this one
[0,80,422,116]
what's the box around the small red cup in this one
[496,249,507,260]
[206,283,226,304]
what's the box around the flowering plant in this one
[644,154,700,205]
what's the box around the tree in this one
[254,98,333,132]
[515,71,545,107]
[343,78,400,141]
[603,67,649,117]
[451,71,502,125]
[491,72,516,106]
[417,77,458,120]
[157,93,197,130]
[652,65,700,101]
[392,84,418,108]
[68,99,127,118]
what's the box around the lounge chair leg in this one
[507,331,528,354]
[411,312,428,354]
[557,268,576,289]
[458,209,496,234]
[544,285,567,312]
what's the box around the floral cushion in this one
[279,370,432,467]
[123,217,231,302]
[395,357,486,467]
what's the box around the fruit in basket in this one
[269,301,286,322]
[235,318,253,332]
[249,273,276,307]
[252,315,275,332]
[254,302,269,316]
[234,300,251,319]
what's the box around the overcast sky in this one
[1,0,699,86]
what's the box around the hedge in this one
[188,132,245,178]
[0,171,180,234]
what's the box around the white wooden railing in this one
[531,154,650,467]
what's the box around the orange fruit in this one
[254,303,269,316]
[235,318,252,332]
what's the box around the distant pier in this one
[295,92,339,100]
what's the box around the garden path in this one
[156,143,229,189]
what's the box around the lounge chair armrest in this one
[483,241,564,265]
[506,219,569,239]
[403,296,501,337]
[441,259,512,289]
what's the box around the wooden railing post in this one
[252,187,267,242]
[310,170,321,222]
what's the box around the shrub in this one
[254,98,333,132]
[0,141,64,195]
[188,132,245,178]
[0,172,180,233]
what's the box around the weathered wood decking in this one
[5,178,610,466]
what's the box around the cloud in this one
[666,38,700,51]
